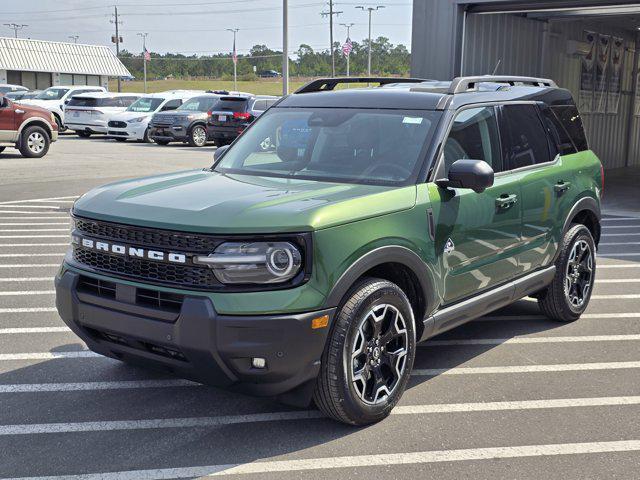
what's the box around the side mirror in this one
[436,159,494,193]
[214,145,229,162]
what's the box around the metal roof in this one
[0,37,131,77]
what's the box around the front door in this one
[429,105,523,305]
[0,98,16,142]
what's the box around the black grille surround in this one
[70,215,312,292]
[108,120,127,128]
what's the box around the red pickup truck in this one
[0,95,58,158]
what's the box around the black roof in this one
[276,77,575,111]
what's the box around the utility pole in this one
[227,28,239,91]
[356,5,384,76]
[68,35,79,44]
[4,23,27,38]
[110,6,123,92]
[321,1,342,77]
[340,23,354,76]
[137,33,149,93]
[283,0,289,95]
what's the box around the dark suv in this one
[56,76,602,425]
[149,93,222,147]
[207,94,278,146]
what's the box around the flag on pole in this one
[232,36,238,65]
[342,37,353,57]
[143,48,151,61]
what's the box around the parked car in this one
[64,92,141,137]
[207,94,279,146]
[107,90,203,143]
[258,70,281,78]
[0,94,58,157]
[5,90,42,102]
[56,75,602,425]
[148,93,225,147]
[0,84,28,94]
[21,85,106,131]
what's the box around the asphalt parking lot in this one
[1,136,640,479]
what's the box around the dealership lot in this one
[0,137,640,479]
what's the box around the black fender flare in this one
[562,195,601,237]
[188,121,207,135]
[323,245,437,319]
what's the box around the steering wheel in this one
[361,162,412,180]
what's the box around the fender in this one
[551,195,601,264]
[324,245,437,324]
[17,117,53,138]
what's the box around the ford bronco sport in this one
[56,76,603,425]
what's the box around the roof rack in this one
[294,77,429,94]
[448,75,557,94]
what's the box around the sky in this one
[2,0,413,56]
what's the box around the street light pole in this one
[68,35,79,44]
[356,5,384,76]
[4,23,27,38]
[340,23,354,76]
[227,28,239,91]
[321,1,343,77]
[137,32,149,93]
[283,0,289,95]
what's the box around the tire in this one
[142,128,151,143]
[313,278,416,425]
[0,146,5,154]
[77,131,91,138]
[538,224,596,322]
[19,126,50,158]
[154,139,170,146]
[54,115,65,132]
[188,125,207,147]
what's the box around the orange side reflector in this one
[311,314,329,329]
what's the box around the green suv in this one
[56,76,603,425]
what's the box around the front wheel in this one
[314,278,416,425]
[19,126,50,158]
[538,224,596,322]
[188,125,207,147]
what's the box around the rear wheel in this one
[19,126,50,158]
[538,224,596,322]
[188,125,207,147]
[77,131,91,138]
[314,278,416,425]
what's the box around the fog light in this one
[251,357,266,369]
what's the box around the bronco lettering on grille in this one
[73,236,187,264]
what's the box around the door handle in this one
[495,193,518,210]
[554,181,571,194]
[15,109,24,114]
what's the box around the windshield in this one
[127,97,164,113]
[35,88,69,100]
[178,96,218,112]
[214,108,441,185]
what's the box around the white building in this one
[0,37,130,90]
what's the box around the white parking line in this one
[0,307,57,313]
[601,233,640,237]
[596,279,640,283]
[0,205,64,209]
[0,327,69,334]
[0,244,68,247]
[598,264,640,268]
[0,379,197,393]
[422,334,640,346]
[0,217,69,220]
[0,223,69,226]
[0,253,64,258]
[0,196,77,205]
[591,294,640,299]
[1,396,639,436]
[602,217,640,222]
[0,235,68,239]
[599,253,640,257]
[602,225,640,229]
[0,229,69,232]
[0,277,52,282]
[477,313,640,321]
[412,361,640,376]
[0,264,61,268]
[600,242,640,246]
[5,440,640,478]
[0,211,67,215]
[0,351,96,360]
[0,290,55,296]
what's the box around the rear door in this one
[430,105,523,304]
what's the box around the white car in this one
[21,85,106,131]
[64,92,141,137]
[106,90,204,142]
[0,84,28,94]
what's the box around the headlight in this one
[194,241,302,284]
[127,117,146,123]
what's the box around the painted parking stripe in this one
[0,277,53,282]
[2,396,640,436]
[598,253,640,257]
[0,351,97,360]
[412,361,640,376]
[0,264,61,268]
[422,334,640,346]
[597,264,640,268]
[0,235,68,239]
[601,233,640,237]
[0,327,70,334]
[0,229,69,232]
[0,253,64,258]
[0,244,69,247]
[600,242,640,246]
[596,278,640,283]
[477,313,640,321]
[4,440,640,479]
[0,217,69,220]
[591,294,640,299]
[0,307,57,313]
[0,290,55,296]
[0,379,197,393]
[0,196,77,205]
[602,217,640,221]
[0,205,64,209]
[602,225,640,229]
[0,223,69,226]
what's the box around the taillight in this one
[207,110,212,117]
[233,112,251,120]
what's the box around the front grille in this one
[151,116,176,126]
[108,120,127,128]
[74,217,220,252]
[73,248,218,289]
[108,130,128,137]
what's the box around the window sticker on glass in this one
[402,116,423,125]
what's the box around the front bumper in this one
[66,122,108,134]
[149,125,188,142]
[55,269,334,401]
[108,123,146,140]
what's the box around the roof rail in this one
[448,75,557,94]
[294,77,428,94]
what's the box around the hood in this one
[110,111,153,121]
[15,102,52,116]
[73,170,417,234]
[21,99,56,108]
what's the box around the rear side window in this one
[442,106,502,174]
[540,105,576,156]
[67,97,98,107]
[214,97,249,112]
[501,104,551,169]
[551,105,588,152]
[162,99,182,110]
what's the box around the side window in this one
[502,104,551,169]
[551,105,588,152]
[121,97,138,107]
[442,106,502,175]
[253,100,267,111]
[162,99,181,111]
[540,105,576,156]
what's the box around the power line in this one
[3,23,28,38]
[321,1,342,77]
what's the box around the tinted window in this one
[540,105,576,156]
[35,88,69,100]
[502,104,551,169]
[215,108,440,185]
[178,96,218,112]
[128,97,164,112]
[120,96,139,107]
[162,99,182,110]
[67,97,99,107]
[551,105,588,152]
[442,106,502,174]
[252,100,267,111]
[214,97,249,112]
